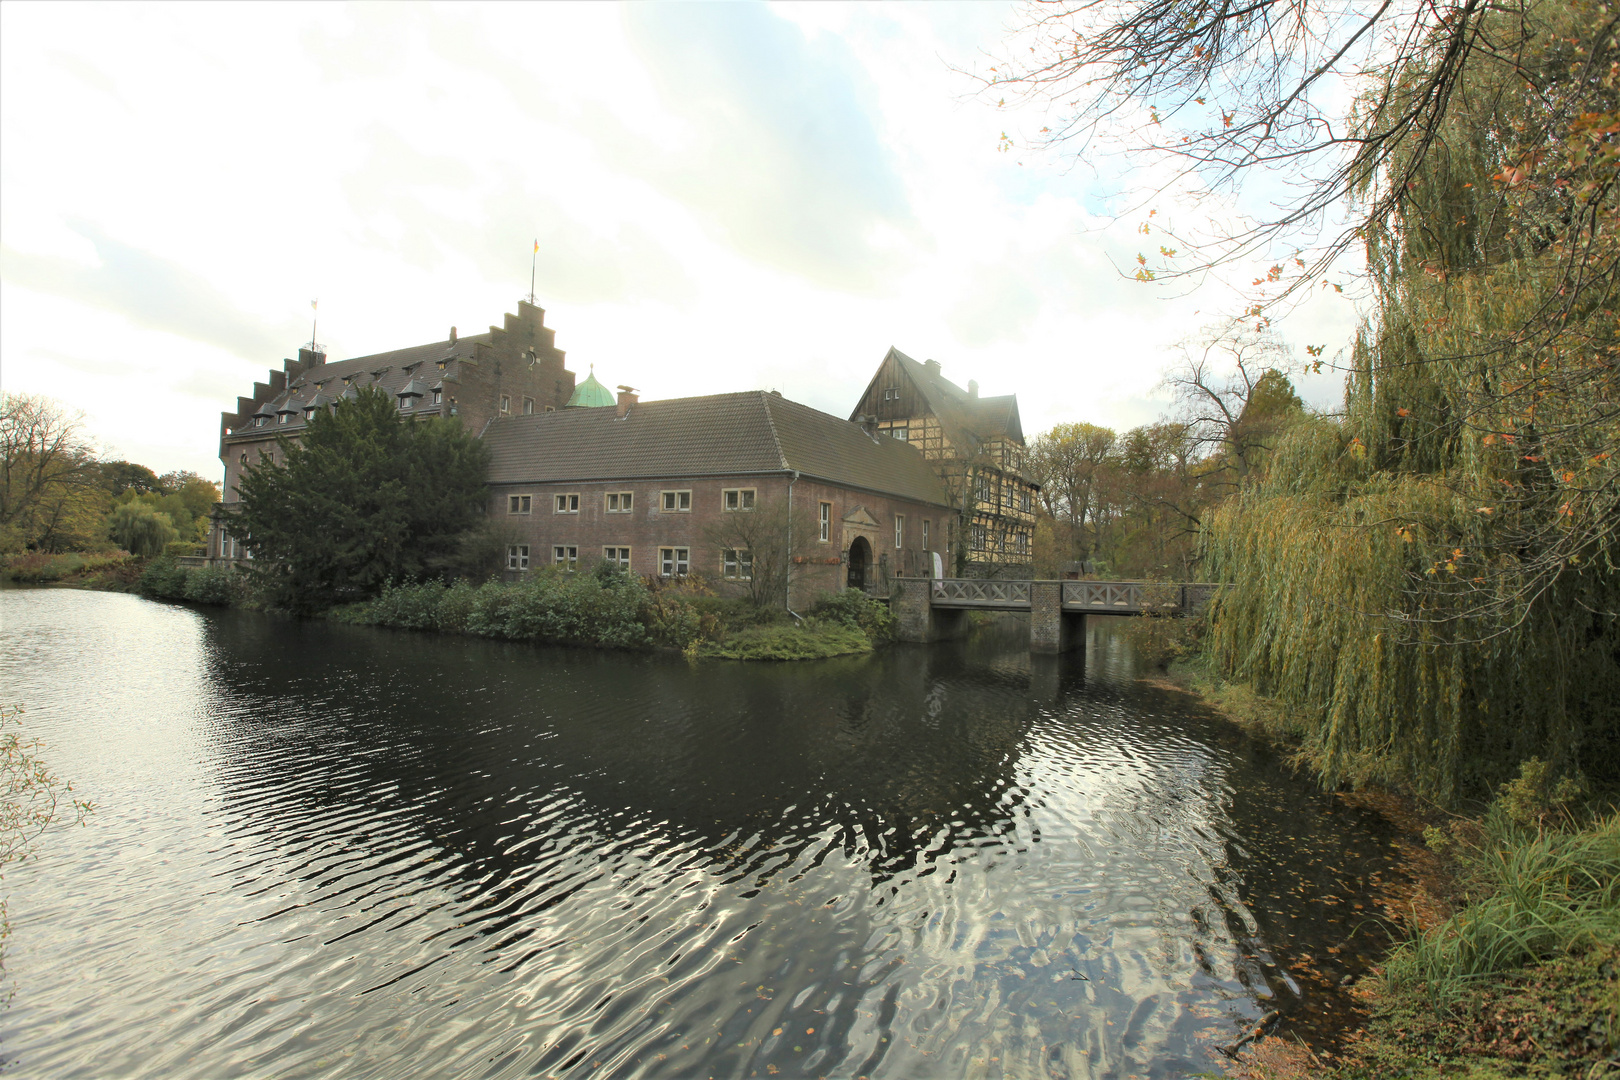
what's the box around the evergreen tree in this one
[230,389,490,611]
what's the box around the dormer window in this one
[500,395,511,415]
[255,416,268,427]
[432,390,442,405]
[304,407,317,421]
[278,412,290,425]
[400,397,412,410]
[436,360,447,371]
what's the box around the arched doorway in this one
[846,536,872,591]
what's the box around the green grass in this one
[693,620,872,660]
[1383,812,1620,1004]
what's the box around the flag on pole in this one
[312,299,318,310]
[533,239,539,254]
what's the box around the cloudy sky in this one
[1,2,1359,478]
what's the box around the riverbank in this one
[1132,634,1618,1078]
[2,553,898,661]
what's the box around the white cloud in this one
[0,1,1364,478]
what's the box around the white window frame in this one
[500,394,511,415]
[722,488,756,512]
[400,397,413,411]
[973,523,987,551]
[553,545,578,570]
[895,514,904,548]
[661,489,692,512]
[523,396,535,416]
[891,427,907,441]
[659,546,690,577]
[507,494,532,515]
[507,544,530,571]
[605,491,634,513]
[432,390,442,406]
[603,546,632,569]
[922,519,930,551]
[883,388,899,401]
[819,501,831,542]
[722,549,753,580]
[554,493,580,514]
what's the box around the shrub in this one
[809,588,896,644]
[137,556,191,600]
[2,553,83,582]
[108,502,178,558]
[182,565,246,606]
[1120,614,1204,671]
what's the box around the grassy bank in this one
[4,553,897,661]
[1120,618,1618,1076]
[330,569,896,660]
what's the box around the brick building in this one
[848,348,1038,574]
[212,301,575,558]
[482,389,952,606]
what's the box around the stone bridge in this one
[890,579,1221,654]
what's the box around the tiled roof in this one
[483,391,951,506]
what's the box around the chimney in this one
[449,326,457,345]
[925,359,941,377]
[968,379,979,399]
[615,385,639,418]
[857,413,878,436]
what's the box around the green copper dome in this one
[566,368,616,408]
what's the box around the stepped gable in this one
[483,391,950,506]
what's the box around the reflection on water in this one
[0,589,1397,1079]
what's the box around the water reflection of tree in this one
[196,612,1043,908]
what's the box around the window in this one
[400,397,412,410]
[975,475,991,503]
[279,412,290,425]
[239,453,248,467]
[507,545,530,571]
[1019,490,1031,513]
[500,395,511,415]
[432,390,442,406]
[436,360,447,371]
[722,549,753,580]
[304,408,316,421]
[661,490,692,512]
[603,546,631,569]
[722,488,756,512]
[922,519,930,551]
[523,397,535,415]
[1003,485,1015,508]
[508,494,532,515]
[973,523,987,550]
[553,545,578,570]
[659,547,690,577]
[605,492,634,513]
[819,501,831,542]
[895,514,905,548]
[891,427,908,442]
[883,387,899,401]
[544,405,555,413]
[1015,532,1029,556]
[554,493,580,514]
[255,416,267,428]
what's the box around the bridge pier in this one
[891,578,969,643]
[1029,581,1086,654]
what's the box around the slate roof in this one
[484,391,951,506]
[875,347,1026,447]
[229,334,481,435]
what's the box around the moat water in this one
[0,587,1402,1079]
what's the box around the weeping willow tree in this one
[1205,0,1620,802]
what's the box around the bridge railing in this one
[933,578,1032,607]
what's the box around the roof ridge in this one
[758,391,791,471]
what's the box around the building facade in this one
[212,301,575,558]
[482,390,952,607]
[848,348,1038,574]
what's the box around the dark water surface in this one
[0,588,1399,1079]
